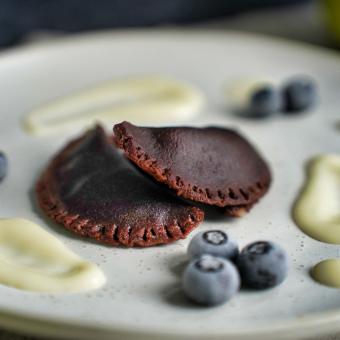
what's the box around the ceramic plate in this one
[1,30,340,340]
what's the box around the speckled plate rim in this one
[1,305,340,340]
[2,29,340,339]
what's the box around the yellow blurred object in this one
[323,0,340,43]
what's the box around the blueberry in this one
[187,230,239,261]
[282,77,317,112]
[237,241,288,289]
[248,85,281,118]
[182,254,240,306]
[0,152,7,182]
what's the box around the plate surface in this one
[0,30,340,340]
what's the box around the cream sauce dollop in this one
[311,259,340,288]
[293,155,340,244]
[0,218,106,293]
[24,76,205,135]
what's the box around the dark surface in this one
[114,121,271,213]
[0,0,309,47]
[36,126,204,247]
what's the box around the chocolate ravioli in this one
[36,126,204,247]
[114,122,271,217]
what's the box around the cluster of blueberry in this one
[0,152,7,182]
[243,76,317,118]
[182,230,288,306]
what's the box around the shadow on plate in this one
[159,282,226,310]
[200,204,235,223]
[166,252,188,278]
[334,120,340,132]
[159,282,201,309]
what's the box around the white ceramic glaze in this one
[1,30,340,340]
